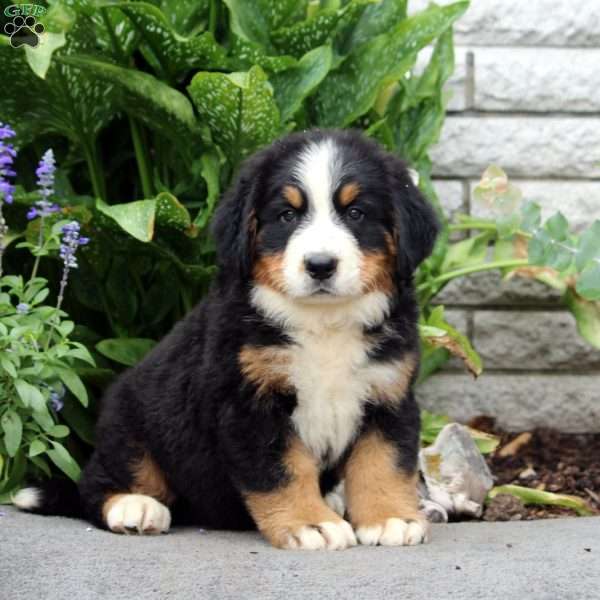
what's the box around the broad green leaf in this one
[106,258,138,325]
[488,484,595,517]
[420,409,449,445]
[159,0,210,35]
[58,54,197,144]
[576,263,600,301]
[30,454,52,477]
[347,0,407,50]
[188,66,281,165]
[46,441,81,481]
[313,1,468,127]
[28,439,47,457]
[272,45,333,122]
[222,0,271,46]
[96,338,157,366]
[56,368,88,407]
[97,198,156,242]
[194,152,221,228]
[1,410,22,457]
[14,379,45,410]
[25,32,67,79]
[564,289,600,350]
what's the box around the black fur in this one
[18,130,438,533]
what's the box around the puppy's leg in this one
[345,430,428,546]
[244,438,356,550]
[80,450,174,535]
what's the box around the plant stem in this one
[82,140,106,201]
[208,0,218,35]
[417,259,530,293]
[100,7,153,199]
[129,118,154,198]
[30,218,45,280]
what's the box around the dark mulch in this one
[468,417,600,521]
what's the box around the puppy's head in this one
[212,130,439,302]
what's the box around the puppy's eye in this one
[347,207,364,221]
[279,209,297,223]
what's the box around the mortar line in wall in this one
[438,368,600,376]
[465,50,475,110]
[454,43,600,50]
[445,110,600,119]
[434,304,568,312]
[433,175,600,183]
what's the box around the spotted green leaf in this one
[272,45,333,122]
[228,37,297,73]
[0,17,115,146]
[346,0,407,50]
[25,32,67,79]
[97,198,156,243]
[106,2,228,80]
[58,53,197,145]
[271,1,369,58]
[194,152,221,229]
[188,66,282,165]
[156,192,196,237]
[313,1,468,127]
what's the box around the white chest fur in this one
[288,325,372,464]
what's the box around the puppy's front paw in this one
[356,517,428,547]
[105,493,171,534]
[283,520,357,550]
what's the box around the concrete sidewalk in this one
[1,506,598,600]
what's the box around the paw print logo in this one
[4,15,45,48]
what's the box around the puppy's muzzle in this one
[304,253,338,281]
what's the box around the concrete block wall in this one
[410,0,600,431]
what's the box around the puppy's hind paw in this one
[104,494,171,535]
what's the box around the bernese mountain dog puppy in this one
[15,129,439,550]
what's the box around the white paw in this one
[324,481,346,517]
[106,494,171,535]
[356,518,428,546]
[284,520,357,550]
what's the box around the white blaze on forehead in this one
[282,138,363,298]
[294,138,342,217]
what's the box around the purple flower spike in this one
[28,148,60,219]
[60,221,88,270]
[0,122,16,205]
[36,149,56,200]
[16,302,29,315]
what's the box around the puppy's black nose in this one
[304,253,338,280]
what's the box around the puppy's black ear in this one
[385,155,440,277]
[211,154,265,281]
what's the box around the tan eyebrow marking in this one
[282,185,303,209]
[338,182,361,207]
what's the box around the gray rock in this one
[419,423,494,519]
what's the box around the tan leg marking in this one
[345,431,428,546]
[131,453,175,505]
[252,252,287,293]
[245,438,356,550]
[239,345,293,397]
